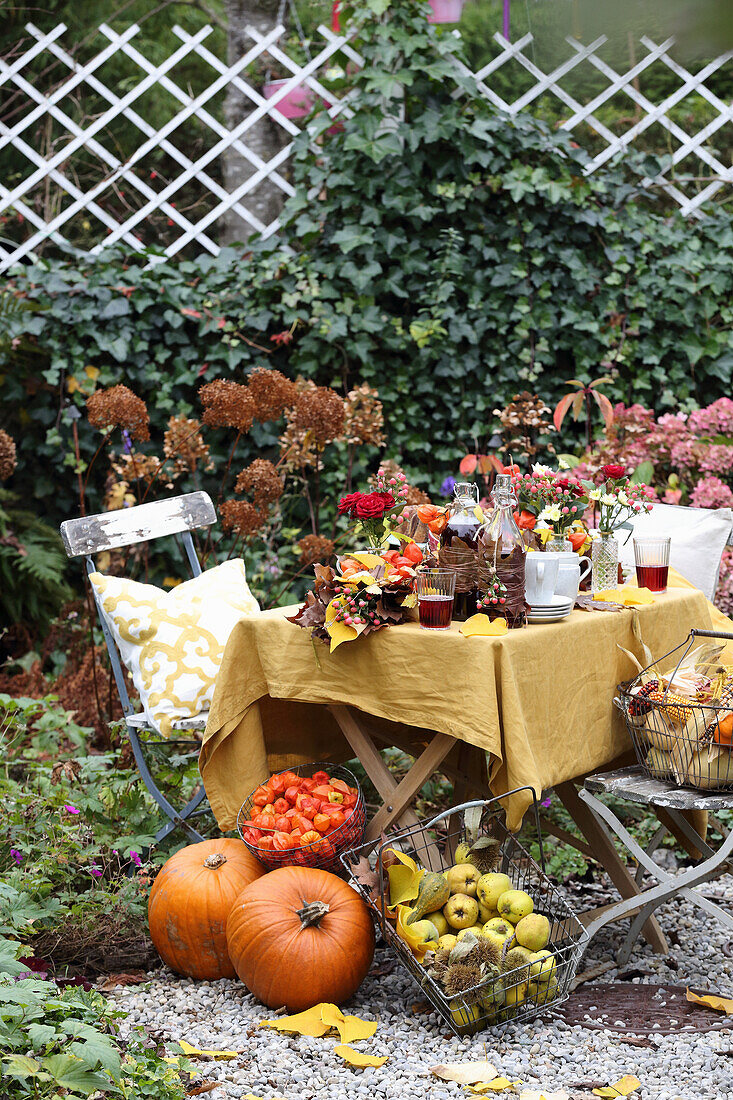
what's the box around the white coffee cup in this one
[525,554,560,605]
[546,550,591,599]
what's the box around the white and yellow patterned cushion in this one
[89,559,259,736]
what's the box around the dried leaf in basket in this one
[430,1060,498,1084]
[592,1075,641,1097]
[385,849,424,907]
[350,856,382,906]
[395,904,434,961]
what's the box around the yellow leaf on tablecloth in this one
[592,1075,641,1097]
[176,1040,240,1060]
[686,988,733,1014]
[334,1044,388,1067]
[460,615,508,637]
[430,1060,497,1083]
[593,587,654,606]
[470,1079,522,1093]
[386,849,424,907]
[395,903,433,961]
[320,1003,377,1043]
[259,1006,331,1037]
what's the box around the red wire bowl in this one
[237,762,366,874]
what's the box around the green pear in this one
[496,888,534,924]
[476,872,512,910]
[514,913,550,952]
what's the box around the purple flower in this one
[440,475,456,498]
[130,851,142,867]
[10,849,22,866]
[122,429,133,454]
[63,805,80,815]
[89,865,102,878]
[541,795,552,809]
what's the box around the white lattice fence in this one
[0,23,731,272]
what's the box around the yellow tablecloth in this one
[200,570,721,832]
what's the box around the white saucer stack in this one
[527,594,574,624]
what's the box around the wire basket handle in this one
[628,627,733,695]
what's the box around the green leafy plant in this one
[0,491,71,635]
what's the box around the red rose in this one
[601,464,626,480]
[338,492,362,515]
[355,492,391,518]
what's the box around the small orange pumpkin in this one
[148,838,265,980]
[226,865,375,1010]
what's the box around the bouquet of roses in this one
[510,464,588,537]
[338,468,410,548]
[585,464,654,532]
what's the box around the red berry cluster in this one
[477,577,508,612]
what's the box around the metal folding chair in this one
[60,492,217,845]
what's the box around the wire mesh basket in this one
[616,628,733,792]
[340,789,588,1036]
[237,762,366,873]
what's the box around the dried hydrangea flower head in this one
[110,452,171,489]
[298,534,335,566]
[86,385,150,441]
[163,416,213,476]
[279,379,345,470]
[219,499,266,539]
[494,391,553,458]
[234,458,284,506]
[199,380,254,432]
[248,367,297,422]
[0,430,16,481]
[344,384,386,447]
[294,385,345,448]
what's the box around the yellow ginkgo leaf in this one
[593,588,654,606]
[460,615,508,637]
[176,1040,240,1060]
[325,596,368,652]
[334,1044,388,1067]
[349,552,383,569]
[395,904,433,961]
[471,1079,522,1093]
[686,988,733,1014]
[592,1075,641,1097]
[319,1003,378,1044]
[259,1006,331,1037]
[385,849,424,907]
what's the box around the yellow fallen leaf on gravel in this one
[471,1079,522,1093]
[386,849,424,907]
[593,1076,641,1097]
[686,988,733,1014]
[176,1040,240,1060]
[431,1061,497,1084]
[259,1006,331,1037]
[320,1003,378,1043]
[334,1044,388,1067]
[459,615,507,637]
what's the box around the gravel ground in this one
[109,869,733,1100]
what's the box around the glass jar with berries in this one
[438,481,481,621]
[477,473,527,628]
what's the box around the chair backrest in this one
[618,503,733,601]
[60,492,217,721]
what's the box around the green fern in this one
[0,489,71,632]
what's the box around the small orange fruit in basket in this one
[712,711,733,746]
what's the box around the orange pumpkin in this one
[226,865,375,1010]
[148,839,265,980]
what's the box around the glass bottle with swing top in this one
[477,473,527,628]
[438,481,480,621]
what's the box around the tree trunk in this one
[221,0,289,244]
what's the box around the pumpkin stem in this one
[203,853,227,870]
[297,900,330,928]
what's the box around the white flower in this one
[539,504,562,523]
[532,463,554,477]
[617,490,629,505]
[557,457,570,470]
[600,493,616,506]
[588,488,602,502]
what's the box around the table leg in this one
[327,705,454,860]
[555,781,668,956]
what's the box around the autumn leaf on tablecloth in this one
[320,1003,378,1043]
[176,1040,240,1060]
[385,848,424,906]
[259,1006,331,1037]
[430,1060,498,1083]
[686,988,733,1014]
[470,1079,522,1093]
[459,615,508,637]
[593,588,655,606]
[592,1075,641,1097]
[334,1044,388,1067]
[575,593,624,612]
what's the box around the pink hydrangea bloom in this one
[689,398,733,438]
[699,445,733,476]
[715,548,733,617]
[690,477,733,509]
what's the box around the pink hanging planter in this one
[427,0,465,22]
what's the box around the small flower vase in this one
[591,531,619,593]
[546,535,572,553]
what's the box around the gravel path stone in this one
[109,871,733,1100]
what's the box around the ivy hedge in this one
[3,0,733,527]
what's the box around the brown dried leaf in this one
[98,971,148,989]
[575,594,624,612]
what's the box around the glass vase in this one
[546,535,572,553]
[591,531,619,593]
